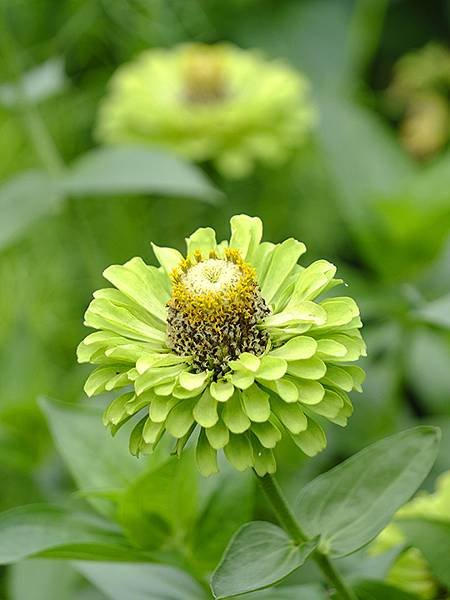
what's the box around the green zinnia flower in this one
[371,471,450,599]
[78,215,365,476]
[96,43,315,178]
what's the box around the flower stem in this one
[256,472,358,600]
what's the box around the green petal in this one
[136,353,189,374]
[255,356,287,381]
[129,416,147,457]
[263,302,327,329]
[251,439,276,477]
[308,389,344,419]
[316,338,347,359]
[313,297,360,332]
[261,238,306,305]
[84,366,128,397]
[251,420,282,448]
[205,420,229,449]
[165,398,196,438]
[224,433,253,471]
[238,352,261,372]
[286,260,338,305]
[229,214,263,262]
[287,357,326,380]
[290,417,326,456]
[252,241,276,284]
[154,380,176,396]
[103,257,169,323]
[149,395,180,422]
[230,370,254,390]
[295,380,325,405]
[210,380,234,402]
[322,365,354,392]
[241,386,271,422]
[103,392,135,426]
[142,418,165,444]
[196,429,218,477]
[263,378,299,403]
[321,333,366,362]
[186,227,216,257]
[135,364,185,394]
[151,243,183,275]
[345,365,365,392]
[222,391,251,433]
[271,396,307,434]
[270,336,317,361]
[193,388,219,428]
[179,370,210,391]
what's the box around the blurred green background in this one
[1,0,450,598]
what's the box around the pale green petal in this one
[135,364,186,394]
[210,380,234,402]
[252,241,276,284]
[321,333,366,362]
[287,357,326,380]
[271,396,307,434]
[84,366,129,397]
[129,417,147,456]
[316,338,347,359]
[308,389,343,419]
[286,260,338,305]
[224,433,253,471]
[343,365,366,392]
[103,392,135,426]
[255,356,287,381]
[222,392,251,433]
[151,243,183,275]
[251,440,276,477]
[251,420,282,448]
[196,429,218,477]
[229,214,263,262]
[238,352,261,372]
[186,227,216,257]
[154,381,176,396]
[179,370,210,391]
[103,257,169,323]
[241,386,270,422]
[105,371,131,391]
[136,353,189,374]
[205,420,229,449]
[165,397,196,438]
[322,365,354,392]
[261,239,306,304]
[290,417,326,456]
[230,370,254,390]
[263,378,299,403]
[262,302,327,329]
[193,388,219,428]
[150,395,180,423]
[312,297,360,332]
[295,380,325,405]
[142,418,165,444]
[269,336,317,361]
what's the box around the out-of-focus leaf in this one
[399,518,450,589]
[0,170,63,252]
[295,427,440,557]
[414,293,450,330]
[211,521,318,599]
[118,454,197,549]
[75,561,208,600]
[0,58,67,108]
[407,328,450,414]
[192,470,254,571]
[238,584,327,599]
[39,398,146,517]
[64,146,220,203]
[353,580,421,599]
[8,559,77,600]
[0,504,143,564]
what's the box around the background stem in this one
[256,472,358,600]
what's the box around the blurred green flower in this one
[96,43,315,178]
[371,471,450,599]
[386,43,450,160]
[78,215,365,476]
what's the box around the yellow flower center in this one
[182,44,227,104]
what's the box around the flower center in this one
[167,249,270,378]
[182,45,228,104]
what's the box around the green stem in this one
[256,473,358,600]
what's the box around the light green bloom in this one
[96,43,315,178]
[78,215,365,476]
[371,471,450,599]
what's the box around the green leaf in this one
[211,521,318,599]
[399,518,450,589]
[295,427,440,557]
[0,170,63,252]
[40,398,146,518]
[8,560,77,600]
[75,562,208,600]
[118,454,197,549]
[239,584,327,599]
[353,580,421,600]
[64,146,220,203]
[0,504,141,564]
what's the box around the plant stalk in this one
[256,472,358,600]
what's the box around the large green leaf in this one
[191,470,254,571]
[295,427,440,557]
[399,518,450,589]
[75,561,208,600]
[64,146,220,203]
[0,504,144,564]
[8,560,77,600]
[0,170,63,252]
[118,453,197,549]
[240,584,327,599]
[40,398,146,517]
[211,521,318,599]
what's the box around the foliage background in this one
[0,0,450,598]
